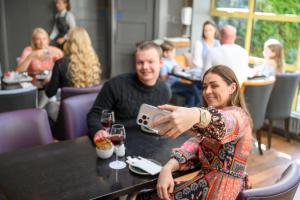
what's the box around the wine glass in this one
[100,110,115,132]
[109,124,126,169]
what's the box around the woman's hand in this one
[156,166,175,200]
[30,49,52,61]
[151,104,200,138]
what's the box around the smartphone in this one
[136,104,170,132]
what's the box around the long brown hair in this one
[268,44,284,73]
[202,65,252,123]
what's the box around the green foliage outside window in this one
[255,0,300,15]
[214,0,300,65]
[251,20,299,65]
[252,0,300,64]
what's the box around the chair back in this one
[266,73,300,119]
[175,54,189,69]
[0,86,37,113]
[237,162,300,200]
[0,108,53,154]
[61,84,102,100]
[62,93,97,139]
[243,79,275,130]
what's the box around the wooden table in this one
[0,127,190,200]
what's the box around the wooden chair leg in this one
[284,118,291,142]
[268,119,273,149]
[256,130,263,155]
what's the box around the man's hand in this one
[93,130,109,144]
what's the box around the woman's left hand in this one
[156,165,175,200]
[151,104,200,138]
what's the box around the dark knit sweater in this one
[87,73,171,137]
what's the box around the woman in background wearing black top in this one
[50,0,76,49]
[44,27,101,124]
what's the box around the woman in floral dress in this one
[137,65,253,200]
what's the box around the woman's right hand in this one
[30,49,52,61]
[156,167,175,200]
[151,104,200,138]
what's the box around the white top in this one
[50,10,76,40]
[203,44,250,85]
[191,39,220,70]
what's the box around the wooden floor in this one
[247,130,300,199]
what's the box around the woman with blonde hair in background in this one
[44,27,101,124]
[16,27,63,78]
[45,27,101,98]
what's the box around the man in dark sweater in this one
[87,41,171,139]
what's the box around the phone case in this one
[136,104,170,132]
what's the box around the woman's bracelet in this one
[198,108,207,127]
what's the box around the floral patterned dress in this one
[138,106,252,200]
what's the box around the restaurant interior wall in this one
[0,0,213,78]
[0,0,111,79]
[0,0,54,73]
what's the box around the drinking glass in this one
[100,110,115,132]
[109,124,126,169]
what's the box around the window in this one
[211,0,300,69]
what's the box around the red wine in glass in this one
[109,134,125,146]
[109,124,126,170]
[101,118,113,131]
[100,110,115,132]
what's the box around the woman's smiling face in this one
[202,72,236,109]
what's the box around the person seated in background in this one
[87,41,171,141]
[50,0,76,49]
[191,20,220,70]
[44,27,101,123]
[203,25,250,85]
[135,65,252,200]
[160,41,201,107]
[16,27,63,81]
[253,38,284,77]
[45,27,101,98]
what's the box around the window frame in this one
[210,0,300,70]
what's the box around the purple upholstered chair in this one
[62,93,98,139]
[61,84,103,100]
[52,85,102,140]
[237,162,300,200]
[0,108,53,154]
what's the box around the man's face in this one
[135,48,163,86]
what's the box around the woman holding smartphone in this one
[136,65,252,200]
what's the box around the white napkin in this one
[126,156,162,175]
[20,82,34,88]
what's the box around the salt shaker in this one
[115,144,126,157]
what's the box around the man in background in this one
[203,25,250,85]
